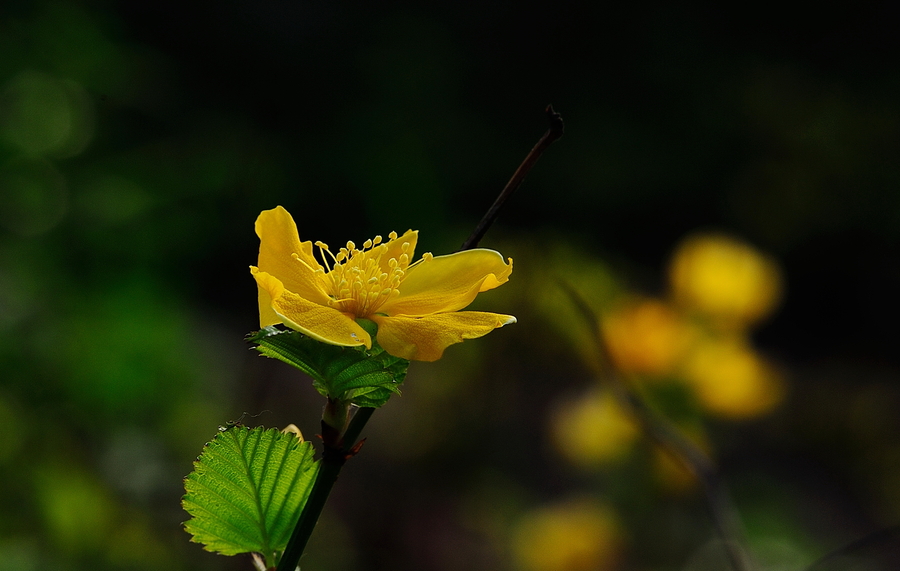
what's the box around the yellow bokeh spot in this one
[669,233,782,328]
[681,336,785,419]
[603,298,694,376]
[551,389,638,468]
[512,498,622,571]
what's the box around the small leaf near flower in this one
[248,319,408,409]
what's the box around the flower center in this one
[313,232,412,318]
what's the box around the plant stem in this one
[803,524,900,571]
[341,406,375,447]
[275,407,375,571]
[460,105,563,251]
[276,105,560,570]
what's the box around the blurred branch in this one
[460,105,564,251]
[804,524,900,571]
[560,282,753,571]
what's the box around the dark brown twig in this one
[560,282,752,571]
[460,105,564,251]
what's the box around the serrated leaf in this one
[182,426,319,565]
[247,320,409,408]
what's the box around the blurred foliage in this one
[2,1,900,571]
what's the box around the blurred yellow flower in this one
[669,233,782,328]
[251,206,515,361]
[681,336,785,418]
[603,298,694,376]
[512,498,622,571]
[551,389,638,467]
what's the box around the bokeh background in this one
[2,2,900,570]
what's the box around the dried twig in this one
[460,105,563,251]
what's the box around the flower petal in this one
[372,311,516,361]
[256,206,331,305]
[252,266,283,328]
[383,249,513,316]
[252,268,371,348]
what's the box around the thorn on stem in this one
[345,438,366,459]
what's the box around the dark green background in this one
[2,2,900,570]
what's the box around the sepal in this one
[247,319,409,408]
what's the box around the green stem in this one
[275,407,375,571]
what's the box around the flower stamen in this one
[314,241,340,272]
[317,230,415,317]
[407,252,433,270]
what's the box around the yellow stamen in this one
[313,241,338,271]
[407,252,433,270]
[320,230,412,317]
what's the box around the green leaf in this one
[182,426,318,565]
[247,320,409,408]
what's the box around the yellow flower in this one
[550,388,638,468]
[250,206,515,361]
[681,335,785,418]
[669,233,782,328]
[603,298,694,376]
[512,498,622,571]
